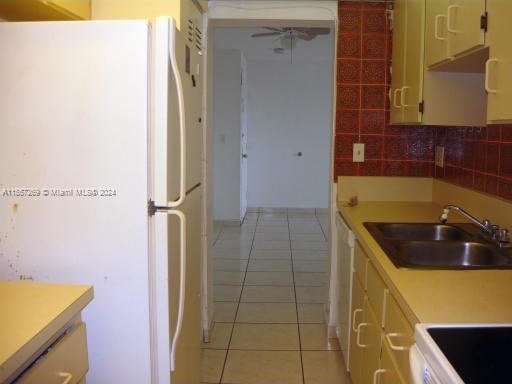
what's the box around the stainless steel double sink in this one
[363,222,512,269]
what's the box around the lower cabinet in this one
[348,242,415,384]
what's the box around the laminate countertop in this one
[0,281,93,383]
[337,201,512,325]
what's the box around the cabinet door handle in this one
[385,332,409,351]
[58,372,73,384]
[352,309,363,332]
[447,5,459,33]
[400,86,409,107]
[485,58,499,94]
[356,322,369,348]
[434,14,447,40]
[373,368,386,384]
[392,88,402,108]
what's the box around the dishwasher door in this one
[336,212,355,368]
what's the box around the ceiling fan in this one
[251,27,331,43]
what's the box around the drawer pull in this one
[485,58,499,94]
[352,309,363,332]
[356,322,369,348]
[385,332,409,351]
[447,5,459,33]
[58,372,73,384]
[373,368,386,384]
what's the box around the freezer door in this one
[0,21,151,383]
[152,15,203,207]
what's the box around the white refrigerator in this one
[0,16,203,384]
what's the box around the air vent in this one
[188,19,202,53]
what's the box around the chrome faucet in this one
[439,204,510,246]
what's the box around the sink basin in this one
[396,241,511,268]
[368,222,472,241]
[363,222,512,269]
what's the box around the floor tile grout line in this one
[217,211,259,384]
[314,210,329,242]
[286,208,306,384]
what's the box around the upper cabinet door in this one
[446,0,486,58]
[486,0,512,122]
[425,0,450,67]
[402,0,425,123]
[390,0,406,124]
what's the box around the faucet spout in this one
[440,204,491,233]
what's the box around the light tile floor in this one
[202,208,351,384]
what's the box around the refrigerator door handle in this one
[166,17,186,208]
[164,208,187,372]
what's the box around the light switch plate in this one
[435,146,444,168]
[353,143,365,162]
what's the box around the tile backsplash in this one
[334,0,435,178]
[335,0,512,202]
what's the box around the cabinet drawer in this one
[366,262,386,327]
[353,242,368,288]
[383,295,414,383]
[15,323,88,384]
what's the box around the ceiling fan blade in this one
[297,33,316,41]
[263,27,284,32]
[251,32,282,38]
[295,27,331,35]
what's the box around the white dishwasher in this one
[335,212,355,368]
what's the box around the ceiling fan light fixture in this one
[280,35,297,50]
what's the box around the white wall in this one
[246,58,332,208]
[213,49,242,221]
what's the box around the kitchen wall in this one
[334,0,435,178]
[246,58,332,208]
[213,49,242,221]
[335,1,512,202]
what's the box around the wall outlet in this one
[353,143,365,163]
[435,145,444,167]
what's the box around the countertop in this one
[0,281,93,383]
[337,201,512,325]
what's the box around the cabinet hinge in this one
[481,12,488,32]
[419,101,424,114]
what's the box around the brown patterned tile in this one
[335,134,357,158]
[461,170,474,188]
[474,172,486,192]
[383,160,406,176]
[486,143,500,175]
[334,159,358,177]
[336,109,359,134]
[408,161,433,177]
[474,141,487,172]
[473,126,487,141]
[361,85,385,108]
[435,165,445,179]
[444,140,463,166]
[501,125,512,142]
[337,59,361,83]
[462,140,475,169]
[384,136,408,160]
[498,177,512,200]
[408,136,434,161]
[385,124,403,136]
[361,135,383,159]
[362,60,386,84]
[444,165,462,185]
[359,160,382,176]
[486,175,498,195]
[339,6,361,33]
[337,85,360,109]
[338,33,361,59]
[362,11,387,34]
[362,34,386,58]
[361,111,385,134]
[488,125,501,141]
[499,143,512,179]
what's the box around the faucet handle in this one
[498,228,510,243]
[490,225,500,239]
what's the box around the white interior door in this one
[240,57,248,221]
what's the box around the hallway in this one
[201,209,350,384]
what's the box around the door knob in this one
[242,154,248,158]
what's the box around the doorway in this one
[202,3,338,381]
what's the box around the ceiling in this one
[213,26,333,62]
